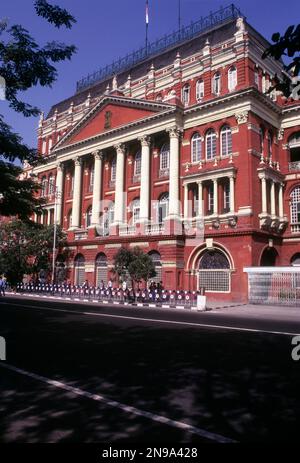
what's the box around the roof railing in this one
[76,3,242,93]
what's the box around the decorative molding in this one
[235,111,249,124]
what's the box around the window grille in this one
[291,186,300,224]
[221,126,232,156]
[160,143,170,170]
[196,79,204,101]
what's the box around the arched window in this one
[86,206,92,228]
[228,66,237,91]
[74,254,85,286]
[196,79,204,101]
[191,133,202,163]
[288,132,300,166]
[291,253,300,266]
[206,129,217,160]
[134,151,141,177]
[220,125,232,157]
[156,93,162,101]
[67,209,72,229]
[95,253,107,286]
[259,127,265,154]
[48,137,53,152]
[182,84,190,106]
[160,143,170,173]
[148,251,162,284]
[41,176,47,196]
[267,131,273,157]
[111,157,116,183]
[48,174,55,196]
[158,193,169,224]
[290,186,300,225]
[212,72,221,95]
[131,198,140,224]
[42,139,46,154]
[198,248,231,292]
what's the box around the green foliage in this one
[112,247,156,287]
[0,219,68,286]
[263,24,300,99]
[0,1,76,218]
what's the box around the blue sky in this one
[0,0,299,148]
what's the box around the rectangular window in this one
[89,168,94,192]
[208,185,214,214]
[224,183,230,212]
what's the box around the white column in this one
[270,180,276,216]
[71,156,82,229]
[47,209,51,225]
[197,181,203,217]
[139,136,151,222]
[213,179,218,215]
[168,127,181,218]
[114,143,126,225]
[279,183,284,218]
[91,150,103,226]
[55,162,64,225]
[229,176,235,213]
[184,184,189,219]
[261,177,267,214]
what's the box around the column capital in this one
[114,143,126,154]
[74,156,82,167]
[138,135,151,147]
[166,126,183,138]
[92,150,104,161]
[56,161,64,171]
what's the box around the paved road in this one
[0,296,299,442]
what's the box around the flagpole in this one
[178,0,181,31]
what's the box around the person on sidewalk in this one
[0,276,5,296]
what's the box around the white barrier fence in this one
[244,267,300,306]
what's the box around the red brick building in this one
[30,6,300,302]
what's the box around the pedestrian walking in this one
[0,276,5,296]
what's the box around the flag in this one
[146,0,149,25]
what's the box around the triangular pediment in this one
[55,95,173,149]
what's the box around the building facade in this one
[29,6,300,302]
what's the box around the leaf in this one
[272,32,281,42]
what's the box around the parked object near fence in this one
[244,267,300,306]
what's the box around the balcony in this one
[132,174,141,184]
[288,161,300,172]
[291,223,300,233]
[159,168,169,179]
[119,224,136,236]
[145,223,165,235]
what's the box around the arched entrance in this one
[148,251,162,284]
[74,254,85,286]
[260,247,278,266]
[55,255,66,284]
[198,248,231,293]
[291,253,300,266]
[95,253,107,286]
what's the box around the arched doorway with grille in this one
[95,253,108,287]
[74,254,85,286]
[197,247,232,293]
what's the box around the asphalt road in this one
[0,296,299,443]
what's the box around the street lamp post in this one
[51,188,61,285]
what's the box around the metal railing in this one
[76,4,242,92]
[244,267,300,306]
[291,223,300,233]
[15,283,205,308]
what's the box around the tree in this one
[128,248,156,289]
[0,219,68,287]
[112,246,156,289]
[0,1,76,219]
[263,24,300,100]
